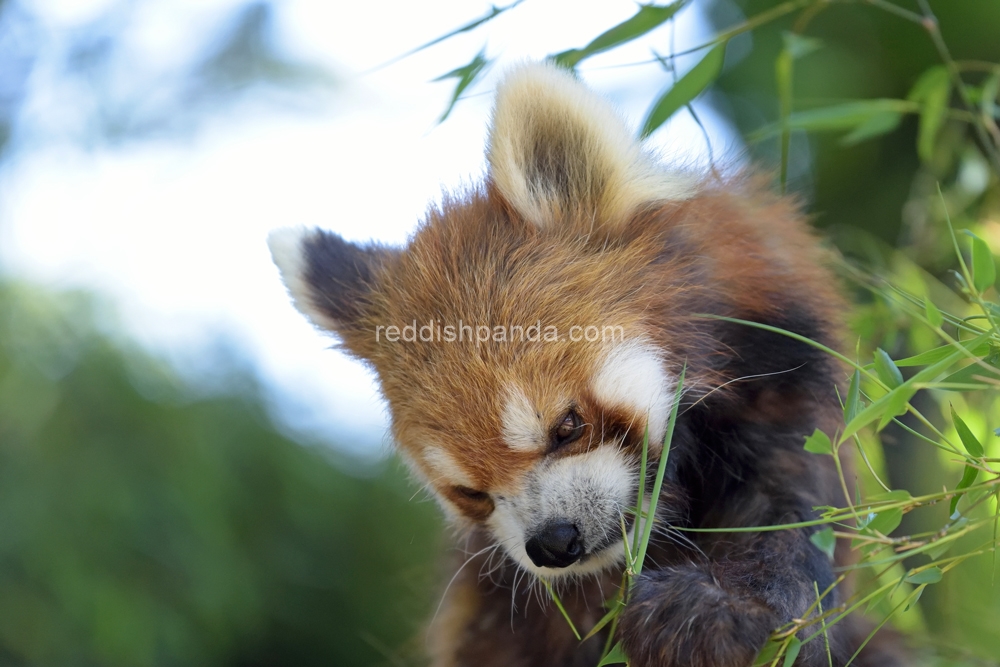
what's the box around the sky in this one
[0,0,745,459]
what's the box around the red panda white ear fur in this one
[487,62,696,229]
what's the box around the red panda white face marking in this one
[420,446,475,489]
[592,339,674,450]
[501,385,548,453]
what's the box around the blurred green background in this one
[0,0,998,665]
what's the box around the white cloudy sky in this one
[0,0,744,458]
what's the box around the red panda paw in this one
[618,564,778,667]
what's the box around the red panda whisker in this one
[680,362,809,416]
[431,543,498,627]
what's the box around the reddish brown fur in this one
[333,177,842,508]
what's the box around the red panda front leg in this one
[616,416,858,667]
[618,525,846,667]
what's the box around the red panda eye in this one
[552,410,584,449]
[454,486,490,502]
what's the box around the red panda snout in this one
[488,445,639,578]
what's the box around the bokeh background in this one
[0,0,998,665]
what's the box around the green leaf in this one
[926,538,954,560]
[844,369,861,423]
[748,99,915,143]
[940,356,1000,389]
[781,31,822,59]
[783,637,803,667]
[804,428,833,455]
[904,586,924,612]
[950,463,980,515]
[895,340,991,367]
[840,110,903,146]
[597,642,628,666]
[552,1,688,69]
[753,640,782,667]
[923,296,944,328]
[873,348,904,389]
[375,1,522,70]
[970,233,997,292]
[905,566,943,585]
[907,66,951,163]
[981,70,999,135]
[640,42,727,138]
[541,578,580,640]
[810,527,837,560]
[875,384,916,431]
[775,48,792,193]
[952,406,985,457]
[867,508,903,536]
[868,489,912,503]
[581,598,624,642]
[840,334,990,443]
[634,364,686,576]
[433,47,491,122]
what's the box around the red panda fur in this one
[268,63,906,667]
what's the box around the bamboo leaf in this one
[804,428,834,455]
[981,70,999,135]
[905,567,943,585]
[940,356,1000,389]
[969,232,997,292]
[950,464,980,515]
[375,1,521,70]
[641,42,727,138]
[552,1,688,69]
[840,110,903,146]
[776,48,792,193]
[581,598,624,642]
[748,99,916,143]
[781,31,822,59]
[433,47,491,122]
[753,640,782,667]
[907,66,951,163]
[541,578,581,640]
[597,642,628,666]
[867,508,903,536]
[634,365,686,575]
[873,348,904,389]
[951,406,985,457]
[895,340,990,367]
[869,489,912,503]
[876,385,916,431]
[810,526,837,560]
[840,334,990,443]
[924,297,944,328]
[844,369,861,423]
[782,637,803,667]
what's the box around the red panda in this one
[268,63,906,667]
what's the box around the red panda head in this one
[268,63,709,578]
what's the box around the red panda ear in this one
[487,62,696,230]
[268,227,391,354]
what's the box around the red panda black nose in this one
[525,521,583,568]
